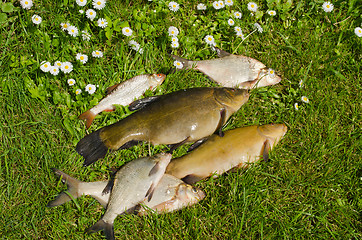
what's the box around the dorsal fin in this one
[106,83,120,95]
[215,47,232,58]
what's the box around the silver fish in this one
[85,153,171,240]
[172,48,281,89]
[79,73,166,129]
[47,170,205,216]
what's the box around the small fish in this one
[171,48,281,89]
[166,124,288,184]
[76,87,249,167]
[47,170,205,216]
[85,153,171,240]
[79,73,166,129]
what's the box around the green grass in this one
[0,0,361,239]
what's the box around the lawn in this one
[0,0,361,239]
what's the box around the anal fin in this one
[182,174,203,185]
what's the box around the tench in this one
[47,169,205,215]
[172,48,281,89]
[166,124,288,184]
[76,87,250,167]
[79,73,166,129]
[85,153,171,240]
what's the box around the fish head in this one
[149,73,166,89]
[177,183,206,205]
[258,123,288,144]
[214,88,250,111]
[254,68,282,88]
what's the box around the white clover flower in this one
[54,61,62,69]
[92,50,103,58]
[76,0,87,7]
[60,62,73,73]
[225,0,233,6]
[227,19,235,26]
[31,15,42,25]
[76,53,88,64]
[254,23,263,33]
[85,84,97,94]
[173,60,183,69]
[86,9,96,20]
[197,3,206,10]
[267,68,275,78]
[322,2,334,12]
[20,0,33,10]
[68,25,79,37]
[60,22,70,31]
[204,35,216,46]
[299,80,304,88]
[234,26,242,33]
[82,30,91,41]
[268,10,276,16]
[49,66,60,76]
[67,79,76,86]
[301,96,309,103]
[218,1,225,8]
[93,0,106,10]
[79,10,84,14]
[168,1,180,12]
[168,26,179,36]
[40,61,51,72]
[97,18,108,28]
[122,27,133,36]
[75,89,82,95]
[355,27,362,37]
[294,103,299,110]
[234,11,242,19]
[212,1,221,9]
[247,2,258,12]
[171,41,179,48]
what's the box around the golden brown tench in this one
[166,124,288,184]
[76,87,249,166]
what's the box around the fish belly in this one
[91,76,150,115]
[197,58,251,87]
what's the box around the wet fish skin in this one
[85,153,171,240]
[47,171,205,215]
[172,48,281,89]
[79,73,166,129]
[76,87,249,166]
[166,124,288,184]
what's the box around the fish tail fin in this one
[76,129,109,167]
[86,219,114,240]
[171,55,194,70]
[47,169,82,207]
[79,110,96,129]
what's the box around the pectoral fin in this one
[215,47,232,58]
[262,139,271,162]
[187,137,208,152]
[182,174,204,185]
[168,137,190,153]
[145,183,156,202]
[128,96,160,111]
[106,83,120,95]
[216,108,226,137]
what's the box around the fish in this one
[47,169,205,216]
[85,153,171,240]
[79,73,166,129]
[171,48,281,89]
[166,124,288,184]
[76,87,250,167]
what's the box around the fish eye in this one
[270,123,274,126]
[191,187,198,193]
[157,74,163,77]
